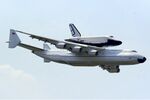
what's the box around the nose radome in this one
[138,57,146,63]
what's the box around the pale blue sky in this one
[0,0,150,99]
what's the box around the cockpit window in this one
[131,50,137,52]
[109,36,114,38]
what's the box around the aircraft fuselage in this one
[33,49,146,66]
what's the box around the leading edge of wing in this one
[15,29,105,51]
[15,30,59,45]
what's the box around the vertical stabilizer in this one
[43,43,50,51]
[43,43,51,63]
[9,29,21,48]
[69,23,81,37]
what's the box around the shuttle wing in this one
[15,30,104,54]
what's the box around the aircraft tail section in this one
[9,29,21,48]
[8,29,43,51]
[69,23,81,37]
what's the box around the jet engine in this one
[88,49,99,56]
[55,42,66,49]
[71,46,82,53]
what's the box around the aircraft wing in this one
[16,30,59,45]
[15,30,104,54]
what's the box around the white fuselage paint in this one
[33,49,144,66]
[69,37,108,43]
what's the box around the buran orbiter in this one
[8,24,146,73]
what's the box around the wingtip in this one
[6,41,10,43]
[10,29,16,31]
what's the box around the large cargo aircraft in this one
[8,24,146,73]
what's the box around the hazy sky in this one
[0,0,150,99]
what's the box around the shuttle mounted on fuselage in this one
[8,24,146,73]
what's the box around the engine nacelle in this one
[88,49,98,56]
[72,46,82,53]
[55,42,66,49]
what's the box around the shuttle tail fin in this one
[9,29,21,48]
[69,23,81,37]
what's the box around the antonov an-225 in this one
[8,24,146,73]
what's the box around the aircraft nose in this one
[137,57,146,63]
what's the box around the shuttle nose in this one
[137,57,146,63]
[116,40,122,45]
[107,39,122,46]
